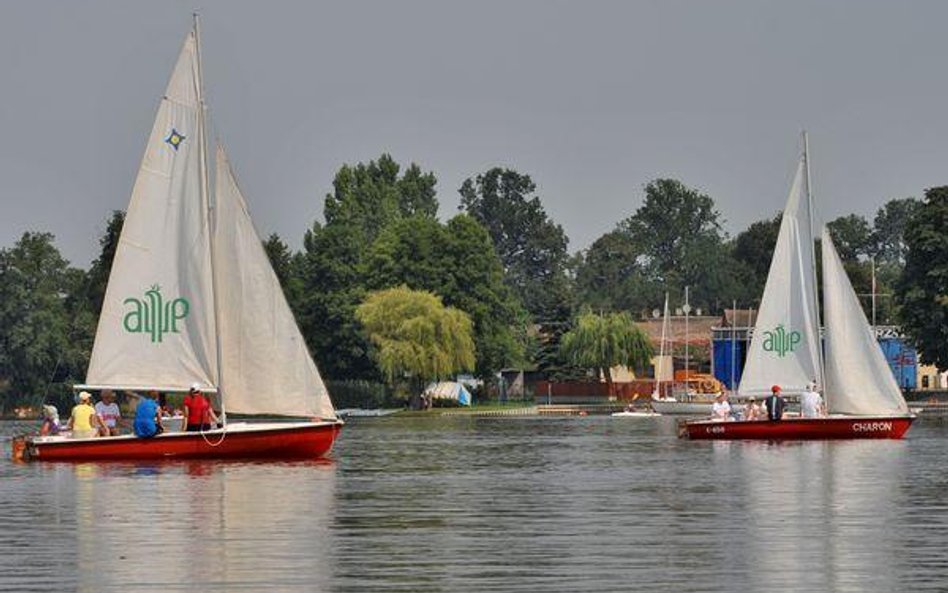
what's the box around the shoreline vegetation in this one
[0,151,942,415]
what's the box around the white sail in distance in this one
[213,145,336,419]
[738,159,822,396]
[821,228,909,415]
[85,30,218,392]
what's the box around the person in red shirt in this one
[182,383,220,432]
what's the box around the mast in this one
[730,299,737,392]
[194,13,227,424]
[683,286,691,382]
[802,131,826,392]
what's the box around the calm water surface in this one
[2,415,948,592]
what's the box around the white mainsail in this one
[213,145,335,419]
[738,159,822,396]
[821,228,909,415]
[85,30,218,391]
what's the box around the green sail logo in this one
[123,284,190,343]
[762,324,801,358]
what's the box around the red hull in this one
[17,421,342,461]
[681,415,915,440]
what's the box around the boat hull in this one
[681,415,915,440]
[15,421,342,462]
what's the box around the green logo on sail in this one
[762,324,801,358]
[123,284,190,343]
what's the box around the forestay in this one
[821,229,909,415]
[739,160,822,396]
[86,31,218,391]
[213,146,336,419]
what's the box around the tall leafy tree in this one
[364,214,526,377]
[356,286,475,392]
[613,178,751,313]
[827,214,872,262]
[0,233,85,412]
[84,210,125,314]
[560,310,653,393]
[872,197,921,266]
[296,155,439,381]
[458,168,572,323]
[896,186,948,367]
[732,213,781,293]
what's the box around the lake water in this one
[2,414,948,592]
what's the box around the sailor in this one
[711,392,732,421]
[801,382,825,418]
[764,385,786,421]
[133,391,164,438]
[67,392,107,439]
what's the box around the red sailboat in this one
[683,135,915,440]
[14,17,342,461]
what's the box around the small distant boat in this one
[14,18,342,461]
[646,292,741,416]
[611,410,662,418]
[683,134,915,440]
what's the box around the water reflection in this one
[3,418,948,592]
[69,460,336,593]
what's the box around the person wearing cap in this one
[183,383,219,432]
[764,385,786,421]
[67,392,106,439]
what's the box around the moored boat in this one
[683,134,915,440]
[14,17,343,462]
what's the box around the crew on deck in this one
[764,385,787,421]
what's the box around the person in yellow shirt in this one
[67,392,105,439]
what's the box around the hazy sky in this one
[3,1,947,266]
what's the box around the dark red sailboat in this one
[682,135,915,441]
[14,18,342,461]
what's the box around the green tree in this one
[324,154,437,245]
[356,286,475,395]
[560,310,654,393]
[611,178,751,313]
[896,186,948,367]
[732,213,781,292]
[364,214,526,377]
[84,210,124,314]
[295,155,440,381]
[827,214,872,262]
[872,197,921,264]
[0,233,86,413]
[458,168,572,323]
[263,232,294,288]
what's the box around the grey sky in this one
[2,1,947,266]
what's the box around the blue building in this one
[711,317,917,391]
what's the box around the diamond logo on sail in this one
[123,284,190,343]
[762,324,801,358]
[164,128,185,151]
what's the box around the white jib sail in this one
[821,228,909,415]
[86,31,218,391]
[738,159,822,396]
[213,145,336,419]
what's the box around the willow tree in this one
[356,286,475,401]
[560,310,654,393]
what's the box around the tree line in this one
[0,152,941,411]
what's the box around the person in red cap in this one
[764,385,786,421]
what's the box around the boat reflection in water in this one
[71,460,336,593]
[713,438,907,591]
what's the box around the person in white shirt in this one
[800,382,825,418]
[711,393,732,421]
[94,390,122,436]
